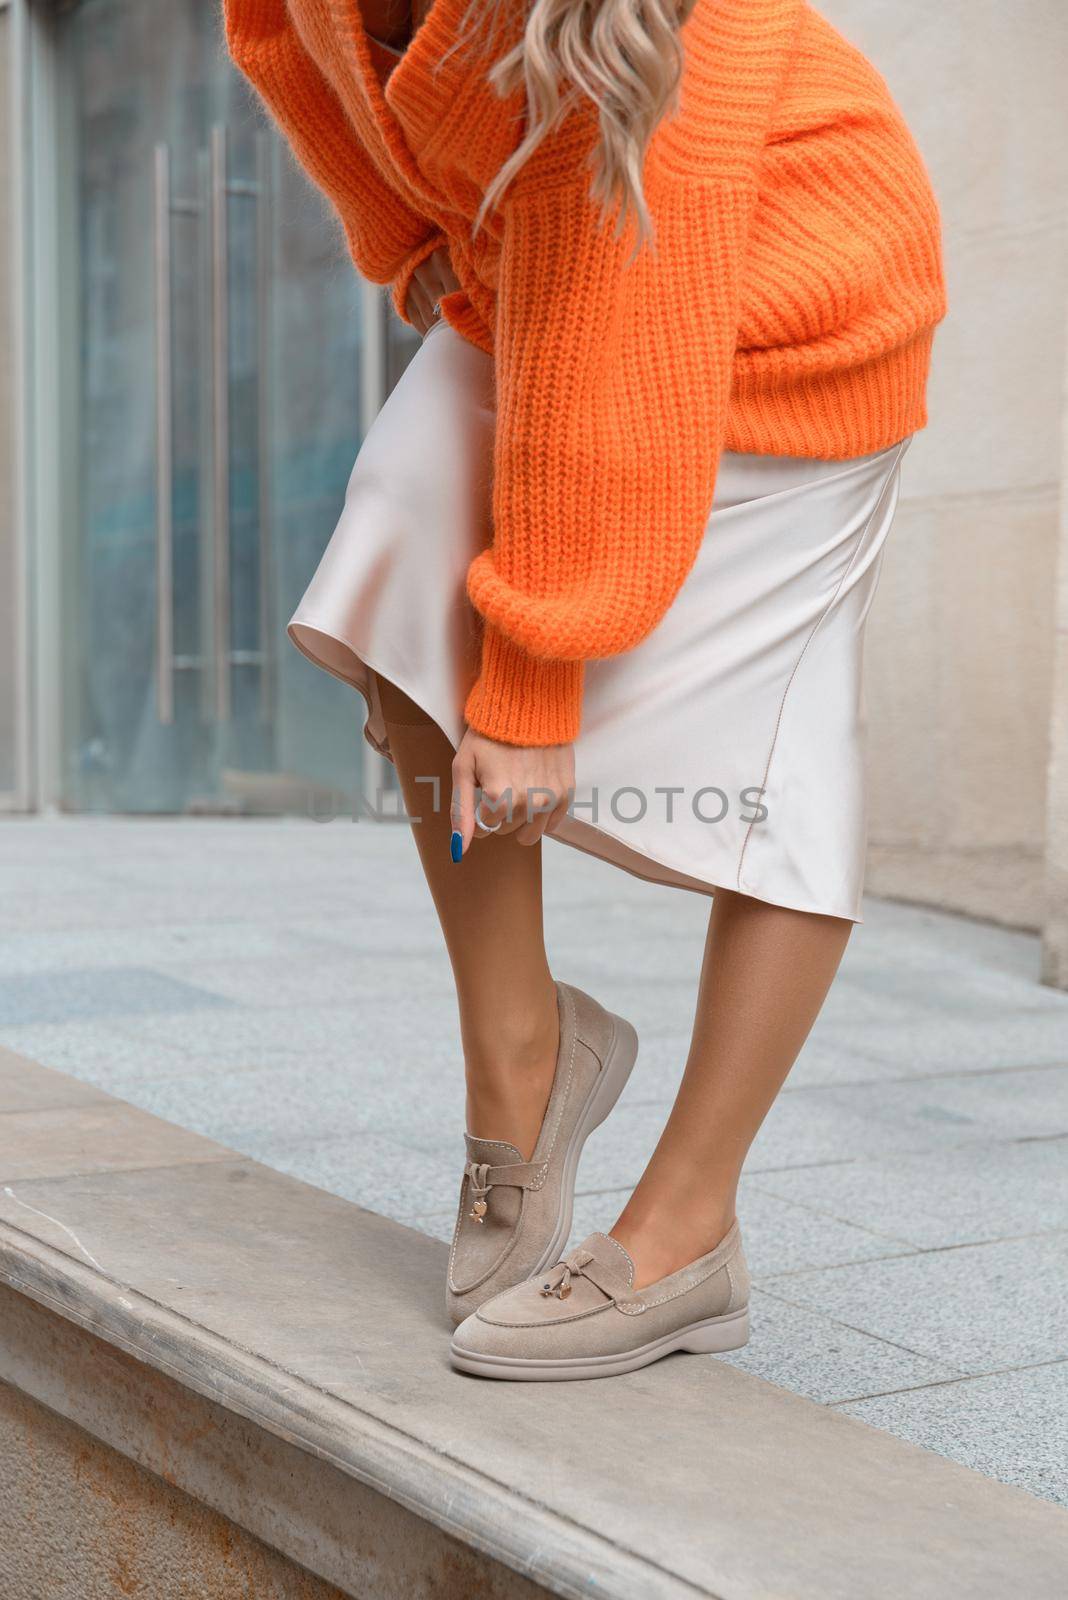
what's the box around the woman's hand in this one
[406,246,461,336]
[451,728,575,856]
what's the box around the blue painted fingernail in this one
[450,831,463,863]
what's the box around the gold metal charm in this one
[470,1198,488,1223]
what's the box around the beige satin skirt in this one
[289,318,910,921]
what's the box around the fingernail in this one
[450,831,463,863]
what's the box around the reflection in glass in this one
[61,0,395,813]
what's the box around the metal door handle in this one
[156,129,270,730]
[255,132,274,724]
[210,124,231,723]
[153,144,175,726]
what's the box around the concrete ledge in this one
[2,1048,1066,1599]
[1,1379,355,1600]
[0,1287,542,1600]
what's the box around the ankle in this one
[611,1186,738,1289]
[460,987,559,1087]
[465,1074,555,1160]
[462,988,560,1158]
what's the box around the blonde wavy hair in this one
[455,0,694,244]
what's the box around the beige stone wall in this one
[1040,415,1068,982]
[820,1,1068,931]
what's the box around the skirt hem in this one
[291,618,866,923]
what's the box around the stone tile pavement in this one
[1,816,1066,1504]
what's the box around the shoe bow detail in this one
[465,1157,546,1223]
[538,1244,631,1303]
[539,1247,594,1299]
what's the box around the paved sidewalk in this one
[1,816,1066,1503]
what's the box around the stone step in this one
[1,1047,1065,1599]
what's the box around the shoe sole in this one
[529,1011,639,1281]
[450,1305,750,1381]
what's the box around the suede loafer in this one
[450,1224,750,1380]
[446,982,638,1327]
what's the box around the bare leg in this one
[612,888,852,1287]
[376,674,557,1158]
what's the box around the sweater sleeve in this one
[461,154,751,745]
[463,0,802,747]
[224,0,443,313]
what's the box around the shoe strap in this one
[537,1245,631,1303]
[464,1158,545,1226]
[465,1159,544,1197]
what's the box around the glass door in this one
[58,0,417,812]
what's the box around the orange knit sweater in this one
[225,0,946,746]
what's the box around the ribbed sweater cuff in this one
[463,625,584,746]
[390,232,449,324]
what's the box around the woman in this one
[226,0,945,1381]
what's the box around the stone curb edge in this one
[0,1212,712,1600]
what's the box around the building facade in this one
[1,0,416,821]
[1,0,1066,983]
